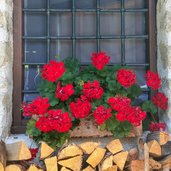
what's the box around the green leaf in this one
[142,100,158,114]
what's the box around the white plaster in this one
[0,27,8,42]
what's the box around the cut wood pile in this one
[1,131,171,171]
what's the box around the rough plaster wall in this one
[0,0,13,139]
[157,0,171,133]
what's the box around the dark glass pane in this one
[23,65,42,91]
[125,39,146,64]
[24,0,46,8]
[50,13,72,36]
[50,0,72,9]
[24,40,47,63]
[100,0,121,9]
[50,40,72,61]
[100,39,121,63]
[132,67,146,86]
[76,13,96,36]
[23,93,39,102]
[76,40,96,63]
[100,13,121,35]
[125,0,145,8]
[24,13,46,37]
[75,0,96,9]
[125,12,146,35]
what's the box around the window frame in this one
[12,0,157,133]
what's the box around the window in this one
[12,0,157,133]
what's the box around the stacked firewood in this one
[1,131,171,171]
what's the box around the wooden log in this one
[44,156,58,171]
[5,165,23,171]
[5,141,31,161]
[60,167,71,171]
[159,155,171,169]
[58,156,82,171]
[106,139,123,154]
[40,142,54,159]
[0,162,4,171]
[113,151,128,171]
[144,143,149,171]
[100,155,113,171]
[82,166,95,171]
[27,164,43,171]
[149,158,161,170]
[78,142,100,154]
[0,141,6,171]
[58,144,83,160]
[161,141,171,157]
[127,148,138,162]
[129,160,144,171]
[101,166,117,171]
[147,131,170,145]
[86,147,106,168]
[147,140,161,157]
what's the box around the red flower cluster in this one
[149,122,166,132]
[93,106,112,125]
[29,148,39,159]
[91,51,110,70]
[36,109,72,133]
[145,70,161,90]
[70,99,91,118]
[42,60,65,82]
[56,82,74,101]
[152,92,168,110]
[82,80,104,100]
[22,97,50,116]
[108,96,131,111]
[116,106,146,126]
[116,68,136,88]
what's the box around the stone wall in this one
[0,0,13,139]
[157,0,171,133]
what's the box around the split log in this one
[27,164,43,171]
[0,141,6,171]
[78,142,100,154]
[86,147,106,168]
[5,165,23,171]
[58,144,83,160]
[106,139,123,154]
[149,158,161,170]
[82,166,95,171]
[127,148,138,162]
[5,141,31,161]
[58,155,82,171]
[159,154,171,169]
[102,166,117,171]
[144,143,149,171]
[147,140,161,157]
[44,156,58,171]
[60,167,71,171]
[161,141,171,157]
[100,155,113,171]
[147,131,170,145]
[40,142,54,159]
[129,160,144,171]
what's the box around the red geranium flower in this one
[42,60,65,82]
[36,116,52,132]
[116,68,136,88]
[70,99,91,118]
[22,96,50,117]
[145,70,161,90]
[152,92,168,110]
[91,51,110,70]
[108,96,131,111]
[29,148,39,159]
[82,80,104,100]
[149,122,166,132]
[93,106,112,125]
[56,82,74,101]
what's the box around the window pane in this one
[24,13,46,37]
[50,0,72,9]
[100,0,121,9]
[76,40,96,63]
[100,13,121,35]
[50,13,72,37]
[125,39,146,64]
[125,12,146,35]
[24,40,47,63]
[24,0,46,8]
[50,40,72,61]
[23,93,39,102]
[100,39,121,63]
[132,67,146,86]
[23,65,41,91]
[125,0,145,8]
[76,13,96,36]
[76,0,96,9]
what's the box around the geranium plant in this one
[22,51,168,148]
